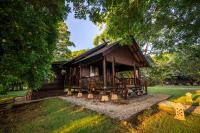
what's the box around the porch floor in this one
[59,94,170,120]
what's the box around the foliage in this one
[144,53,175,85]
[173,45,200,83]
[53,21,74,61]
[0,84,7,95]
[0,98,127,133]
[146,52,200,85]
[66,49,88,60]
[70,0,200,52]
[0,0,67,89]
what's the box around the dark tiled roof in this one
[73,41,119,64]
[63,41,149,67]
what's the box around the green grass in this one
[135,85,200,133]
[137,111,200,133]
[0,90,27,101]
[148,85,200,99]
[0,98,128,133]
[1,86,200,133]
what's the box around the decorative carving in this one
[174,103,185,120]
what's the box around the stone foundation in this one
[77,92,83,97]
[101,95,109,102]
[67,91,72,96]
[111,94,118,101]
[88,93,93,99]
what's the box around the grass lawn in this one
[0,98,128,133]
[148,85,200,99]
[136,111,200,133]
[0,90,27,102]
[1,86,200,133]
[0,90,27,98]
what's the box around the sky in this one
[65,13,102,51]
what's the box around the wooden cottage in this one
[62,39,149,100]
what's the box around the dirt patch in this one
[59,94,170,120]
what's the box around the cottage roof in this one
[63,40,150,67]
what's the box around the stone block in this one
[67,91,72,96]
[77,92,82,98]
[101,95,109,102]
[88,93,93,99]
[111,94,118,101]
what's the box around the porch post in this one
[133,63,137,86]
[77,65,82,97]
[103,56,107,89]
[112,57,115,87]
[67,67,72,95]
[79,65,82,92]
[101,56,109,101]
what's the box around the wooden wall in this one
[106,46,136,66]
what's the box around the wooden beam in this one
[69,67,72,92]
[103,56,107,89]
[79,65,82,91]
[112,57,115,86]
[133,63,137,86]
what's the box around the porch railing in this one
[78,76,148,96]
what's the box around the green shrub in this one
[0,84,7,95]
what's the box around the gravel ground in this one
[59,94,170,120]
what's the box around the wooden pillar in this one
[137,67,141,86]
[79,65,82,92]
[112,57,115,86]
[133,63,137,86]
[103,57,107,90]
[68,67,72,95]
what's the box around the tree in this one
[68,0,199,51]
[0,0,68,89]
[54,21,74,61]
[65,49,88,60]
[144,53,175,85]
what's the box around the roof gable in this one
[63,40,149,67]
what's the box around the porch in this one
[65,56,148,99]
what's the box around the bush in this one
[0,84,7,95]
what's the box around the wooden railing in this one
[70,75,147,97]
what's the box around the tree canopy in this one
[0,0,68,89]
[0,0,199,90]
